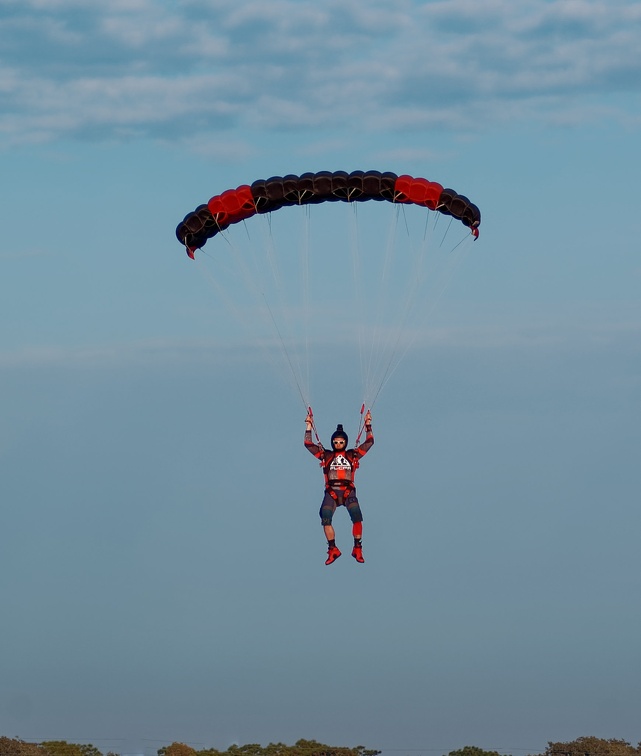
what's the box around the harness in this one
[322,450,360,500]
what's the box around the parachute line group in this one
[176,169,481,415]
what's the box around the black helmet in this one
[331,424,348,446]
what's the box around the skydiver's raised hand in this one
[364,410,372,426]
[305,413,313,429]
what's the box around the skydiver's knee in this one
[320,505,334,526]
[346,496,363,523]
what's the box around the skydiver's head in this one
[331,424,348,450]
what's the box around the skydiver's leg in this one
[345,491,363,529]
[320,491,337,543]
[346,491,365,563]
[323,524,336,541]
[320,492,341,564]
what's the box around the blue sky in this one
[1,2,640,755]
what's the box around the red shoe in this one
[352,545,364,563]
[325,546,342,565]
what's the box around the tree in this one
[538,738,641,756]
[40,741,102,756]
[157,740,381,756]
[157,745,198,756]
[0,737,46,756]
[447,748,507,756]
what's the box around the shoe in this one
[325,546,342,565]
[352,545,364,563]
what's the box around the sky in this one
[1,1,640,755]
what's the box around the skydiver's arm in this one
[305,414,324,457]
[356,411,374,456]
[305,430,324,457]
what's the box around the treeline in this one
[0,736,640,756]
[0,739,378,756]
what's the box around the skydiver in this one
[304,410,374,565]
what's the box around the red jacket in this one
[305,426,374,489]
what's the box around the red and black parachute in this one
[176,170,481,257]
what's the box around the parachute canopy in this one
[176,170,481,257]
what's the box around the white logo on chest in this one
[330,454,351,471]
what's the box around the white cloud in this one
[1,318,639,372]
[1,0,640,145]
[180,133,256,160]
[372,146,449,164]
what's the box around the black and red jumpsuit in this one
[304,426,374,526]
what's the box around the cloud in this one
[1,318,639,371]
[1,0,641,145]
[0,339,269,369]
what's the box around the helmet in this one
[331,424,348,447]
